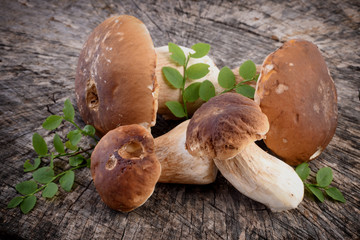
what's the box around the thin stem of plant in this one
[21,163,88,199]
[182,55,191,119]
[220,78,256,94]
[39,146,94,159]
[69,120,98,142]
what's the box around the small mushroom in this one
[91,121,216,212]
[155,120,217,184]
[186,93,304,211]
[255,39,338,166]
[91,124,161,212]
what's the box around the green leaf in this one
[184,82,201,102]
[15,181,38,195]
[199,80,215,101]
[53,134,65,154]
[307,184,325,202]
[325,187,346,203]
[24,158,41,172]
[20,195,36,214]
[65,140,78,151]
[218,67,235,89]
[235,85,255,98]
[168,42,186,66]
[7,196,23,208]
[67,130,82,146]
[42,115,63,130]
[33,167,54,184]
[162,67,183,89]
[32,133,48,156]
[69,155,85,167]
[190,43,210,58]
[316,167,333,187]
[42,182,58,198]
[83,125,96,136]
[63,99,75,122]
[239,60,257,80]
[187,63,210,80]
[59,171,75,192]
[165,101,186,118]
[295,163,311,181]
[86,158,91,168]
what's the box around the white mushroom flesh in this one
[155,120,218,184]
[214,142,304,212]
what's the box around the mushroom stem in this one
[155,120,218,184]
[214,142,304,212]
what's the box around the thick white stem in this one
[214,142,304,211]
[155,120,218,184]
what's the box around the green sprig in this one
[218,60,258,98]
[162,42,213,119]
[295,163,345,203]
[163,43,259,119]
[7,99,96,214]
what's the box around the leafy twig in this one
[163,43,259,119]
[218,60,258,98]
[163,42,214,119]
[7,99,96,214]
[295,163,345,203]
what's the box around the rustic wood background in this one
[1,0,359,239]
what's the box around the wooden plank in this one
[0,0,359,239]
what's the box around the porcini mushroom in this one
[186,93,304,211]
[155,120,217,184]
[75,15,158,137]
[91,124,161,212]
[255,39,338,166]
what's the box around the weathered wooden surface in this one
[0,0,359,239]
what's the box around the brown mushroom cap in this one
[254,39,338,166]
[186,93,269,161]
[75,15,158,136]
[91,124,161,212]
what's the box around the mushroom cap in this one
[75,15,158,136]
[254,39,338,166]
[91,124,161,212]
[186,93,269,161]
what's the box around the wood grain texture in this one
[0,0,359,239]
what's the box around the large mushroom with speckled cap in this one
[186,93,304,211]
[254,39,338,166]
[91,124,161,212]
[75,15,158,137]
